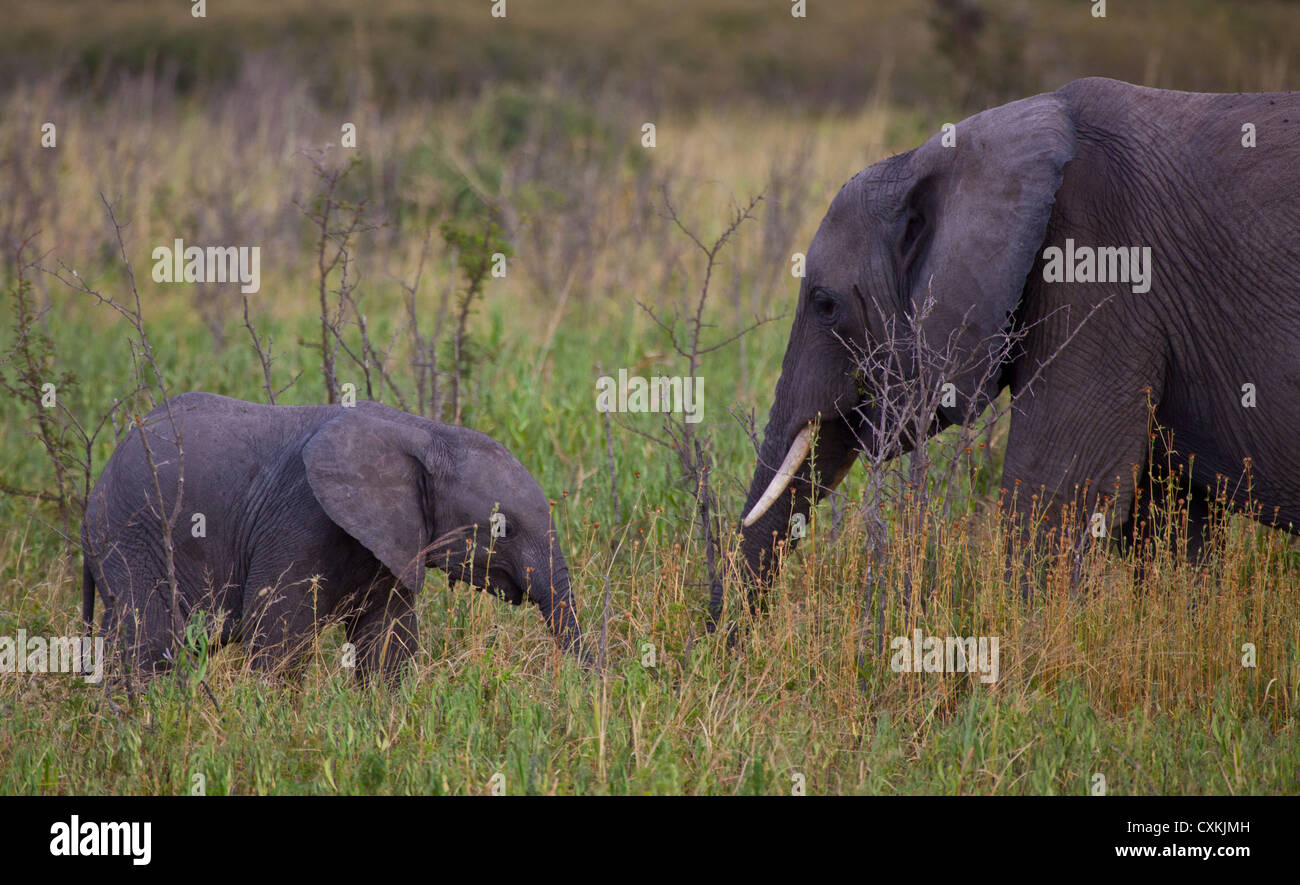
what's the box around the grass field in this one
[1,0,1298,795]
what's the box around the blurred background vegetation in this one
[4,0,1296,110]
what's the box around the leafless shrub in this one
[439,216,511,425]
[297,151,379,404]
[628,188,773,632]
[1,240,80,554]
[27,196,223,706]
[840,284,1121,654]
[241,294,302,405]
[395,228,444,419]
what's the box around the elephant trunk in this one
[532,564,591,667]
[731,412,859,623]
[724,313,864,626]
[739,435,810,584]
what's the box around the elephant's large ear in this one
[302,409,447,592]
[900,93,1075,417]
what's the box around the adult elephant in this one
[83,393,587,682]
[731,77,1300,611]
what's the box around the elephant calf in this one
[82,392,586,682]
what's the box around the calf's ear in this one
[302,410,448,592]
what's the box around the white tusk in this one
[742,425,812,527]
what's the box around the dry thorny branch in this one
[830,284,1120,654]
[620,187,775,631]
[20,195,220,710]
[295,150,383,405]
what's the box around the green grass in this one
[3,292,1298,794]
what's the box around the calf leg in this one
[239,567,334,679]
[344,584,419,686]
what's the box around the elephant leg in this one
[1002,463,1146,599]
[110,571,196,677]
[344,584,418,686]
[1157,463,1212,565]
[103,594,174,677]
[239,567,333,679]
[88,543,177,678]
[1001,371,1158,595]
[1124,460,1213,566]
[1182,487,1212,565]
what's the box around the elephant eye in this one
[809,288,838,322]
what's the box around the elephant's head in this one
[733,92,1076,598]
[302,404,588,662]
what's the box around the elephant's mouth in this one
[484,567,526,605]
[433,554,524,604]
